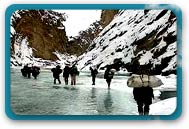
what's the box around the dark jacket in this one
[104,69,114,80]
[51,67,62,79]
[69,66,79,76]
[90,67,98,76]
[21,65,32,77]
[31,66,40,77]
[63,66,70,77]
[133,86,154,105]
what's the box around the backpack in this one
[94,69,98,75]
[76,70,80,76]
[107,71,114,79]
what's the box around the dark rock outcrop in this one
[11,10,68,61]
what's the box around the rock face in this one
[100,10,119,28]
[11,10,118,63]
[11,10,68,61]
[77,10,177,75]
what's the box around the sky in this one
[54,10,102,38]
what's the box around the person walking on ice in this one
[63,63,70,85]
[104,65,115,89]
[133,86,154,115]
[51,65,62,84]
[21,64,32,78]
[90,66,98,85]
[31,65,40,79]
[69,64,79,85]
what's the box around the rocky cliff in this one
[100,10,119,28]
[77,10,177,75]
[11,10,68,61]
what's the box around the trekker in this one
[21,65,27,77]
[69,65,79,85]
[90,66,98,85]
[21,64,31,78]
[63,64,70,85]
[31,66,40,79]
[51,65,62,84]
[104,65,114,89]
[133,86,154,115]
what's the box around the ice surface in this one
[11,69,176,115]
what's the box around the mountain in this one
[77,10,176,75]
[100,10,119,28]
[10,10,117,67]
[11,10,69,62]
[10,10,92,67]
[10,9,177,75]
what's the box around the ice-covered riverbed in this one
[10,68,176,115]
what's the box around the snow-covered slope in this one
[150,97,176,115]
[77,10,177,75]
[10,10,101,67]
[10,28,76,68]
[10,36,76,68]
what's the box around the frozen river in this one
[11,68,138,115]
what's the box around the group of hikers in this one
[51,64,79,85]
[20,63,154,115]
[21,63,118,88]
[50,64,115,88]
[21,64,40,79]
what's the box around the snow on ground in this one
[150,97,176,115]
[53,51,77,67]
[155,74,176,91]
